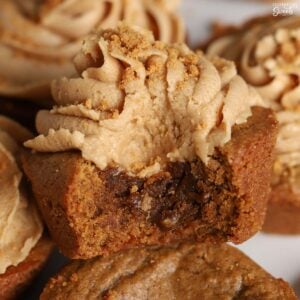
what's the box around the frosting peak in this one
[0,116,43,274]
[0,0,184,102]
[25,24,263,177]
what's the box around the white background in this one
[180,0,300,297]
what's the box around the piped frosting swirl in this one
[207,16,300,193]
[0,0,184,102]
[0,116,43,274]
[25,24,263,177]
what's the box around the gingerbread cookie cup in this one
[207,16,300,234]
[23,25,277,259]
[0,237,53,300]
[41,243,296,300]
[0,116,53,299]
[23,107,277,259]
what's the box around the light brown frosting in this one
[207,16,300,193]
[0,0,184,103]
[25,25,263,177]
[0,116,43,274]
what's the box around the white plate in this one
[181,0,300,297]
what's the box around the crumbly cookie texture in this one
[22,106,278,259]
[25,24,263,177]
[40,243,297,300]
[0,0,184,101]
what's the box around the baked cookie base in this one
[40,242,297,300]
[263,183,300,234]
[23,107,278,259]
[0,236,53,300]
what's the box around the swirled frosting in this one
[207,16,300,193]
[25,24,263,177]
[0,0,184,102]
[0,116,43,274]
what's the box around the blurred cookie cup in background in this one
[0,0,184,104]
[0,115,53,299]
[207,16,300,234]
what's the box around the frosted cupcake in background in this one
[0,0,184,103]
[0,115,53,299]
[207,16,300,234]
